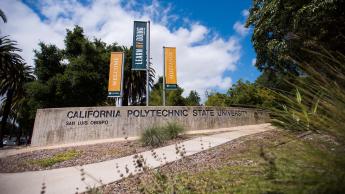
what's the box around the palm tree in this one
[0,36,33,147]
[122,46,155,106]
[0,9,7,23]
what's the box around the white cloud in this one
[233,9,250,37]
[251,58,257,66]
[242,9,249,18]
[0,0,242,100]
[233,21,249,37]
[0,1,65,65]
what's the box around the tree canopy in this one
[26,26,155,109]
[246,0,345,89]
[149,77,200,106]
[205,80,275,108]
[0,36,34,146]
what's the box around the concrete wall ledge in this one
[31,106,270,146]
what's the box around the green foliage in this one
[246,1,345,190]
[163,122,185,139]
[246,0,345,73]
[0,34,34,146]
[140,126,166,147]
[140,122,185,147]
[141,132,345,193]
[149,77,191,106]
[149,77,164,106]
[272,88,319,132]
[34,42,64,81]
[22,26,156,137]
[266,48,345,192]
[205,80,275,108]
[30,150,80,167]
[122,47,155,106]
[255,70,295,91]
[64,26,86,57]
[205,92,228,107]
[166,87,186,106]
[270,50,345,140]
[26,27,112,109]
[246,0,345,91]
[227,80,275,107]
[185,90,200,106]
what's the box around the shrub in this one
[140,122,185,147]
[163,122,185,139]
[30,149,80,167]
[269,49,345,193]
[140,126,165,147]
[270,49,345,140]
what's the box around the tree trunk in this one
[0,88,14,148]
[13,117,21,146]
[28,127,33,145]
[122,91,128,106]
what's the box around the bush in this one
[163,122,185,139]
[269,49,345,193]
[30,149,80,167]
[140,122,185,147]
[270,49,345,140]
[140,126,165,147]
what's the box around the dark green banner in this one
[165,84,178,90]
[132,21,147,70]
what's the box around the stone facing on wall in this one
[31,106,270,146]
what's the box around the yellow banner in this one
[164,47,177,86]
[108,52,124,97]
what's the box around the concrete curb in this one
[0,124,268,158]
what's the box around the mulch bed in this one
[0,134,204,173]
[100,130,283,194]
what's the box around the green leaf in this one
[296,88,302,104]
[312,98,320,114]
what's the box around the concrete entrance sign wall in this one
[31,106,270,146]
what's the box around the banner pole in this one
[163,47,166,106]
[146,21,150,106]
[119,52,125,107]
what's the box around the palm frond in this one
[0,9,7,23]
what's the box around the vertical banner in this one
[164,47,177,90]
[132,21,147,70]
[108,52,124,97]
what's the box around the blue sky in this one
[0,0,260,99]
[157,0,260,84]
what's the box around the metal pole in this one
[119,52,125,107]
[146,21,150,106]
[163,46,166,106]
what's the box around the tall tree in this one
[166,87,186,106]
[205,80,275,108]
[149,77,164,106]
[26,25,156,112]
[246,0,345,87]
[205,92,228,107]
[27,26,119,108]
[227,80,275,108]
[0,36,34,147]
[185,90,200,106]
[34,43,64,82]
[122,47,155,106]
[149,76,186,106]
